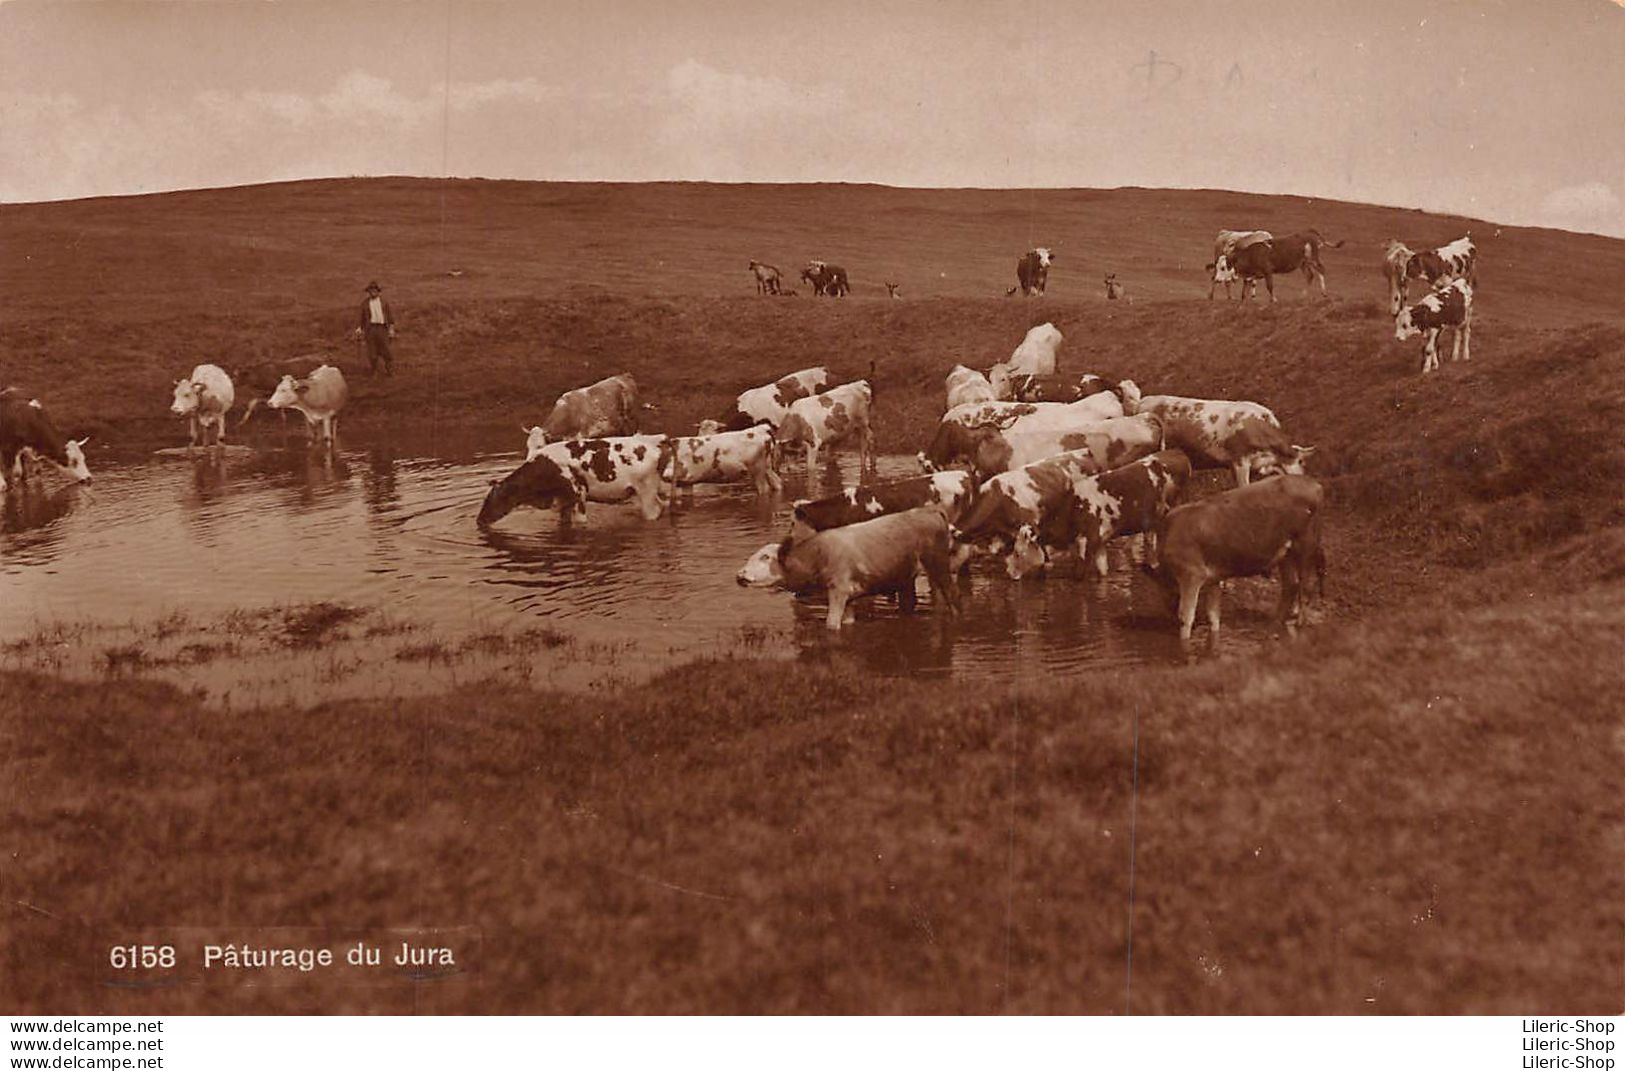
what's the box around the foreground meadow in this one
[2,179,1623,1012]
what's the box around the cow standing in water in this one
[268,364,349,448]
[170,363,235,448]
[0,390,92,492]
[1006,248,1054,296]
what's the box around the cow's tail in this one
[238,396,262,427]
[658,436,679,503]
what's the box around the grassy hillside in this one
[3,179,1624,1013]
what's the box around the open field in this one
[3,179,1624,1012]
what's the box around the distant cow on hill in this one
[1208,230,1272,300]
[749,260,784,295]
[1216,229,1344,303]
[801,261,851,297]
[1395,278,1473,375]
[1006,248,1053,297]
[1104,273,1125,301]
[1384,235,1476,316]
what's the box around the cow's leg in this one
[1277,562,1302,635]
[188,414,199,448]
[1176,577,1204,643]
[1234,456,1252,487]
[1200,583,1222,645]
[1264,273,1276,303]
[636,479,665,520]
[924,554,959,616]
[897,580,919,613]
[825,587,852,630]
[1422,329,1439,374]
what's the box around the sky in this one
[4,0,1625,236]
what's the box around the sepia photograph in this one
[2,0,1623,1033]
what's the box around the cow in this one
[525,373,644,450]
[0,391,91,493]
[1395,278,1473,374]
[1104,273,1125,301]
[1143,474,1326,645]
[670,426,781,496]
[1207,230,1272,300]
[169,363,235,448]
[800,261,851,297]
[1218,229,1344,302]
[267,364,349,446]
[1120,381,1313,486]
[1005,372,1095,403]
[925,413,1163,482]
[944,364,997,411]
[920,390,1128,474]
[989,322,1064,397]
[698,366,831,435]
[1382,240,1418,316]
[1384,236,1477,316]
[788,470,978,543]
[749,260,784,295]
[1006,248,1054,297]
[948,447,1108,577]
[884,282,902,299]
[1056,449,1192,577]
[736,505,960,630]
[776,379,875,472]
[234,355,326,426]
[479,434,674,526]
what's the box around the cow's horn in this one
[74,436,91,446]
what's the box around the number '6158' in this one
[109,945,176,969]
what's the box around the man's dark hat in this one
[366,281,382,292]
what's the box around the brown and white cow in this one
[920,390,1128,474]
[737,505,961,630]
[1384,236,1476,316]
[699,366,831,435]
[1005,248,1054,297]
[944,364,997,411]
[479,434,674,526]
[268,364,348,447]
[788,470,977,543]
[235,355,326,426]
[1217,229,1344,302]
[1004,372,1114,403]
[1208,230,1272,300]
[776,380,875,472]
[1143,474,1326,644]
[1120,382,1312,486]
[525,373,644,451]
[749,260,784,295]
[948,447,1109,577]
[1060,449,1192,576]
[948,414,1165,482]
[169,363,235,448]
[670,426,781,495]
[989,321,1064,397]
[0,390,92,492]
[800,261,851,297]
[1394,278,1473,375]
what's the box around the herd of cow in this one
[471,320,1323,644]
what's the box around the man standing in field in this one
[353,280,397,376]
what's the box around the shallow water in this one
[0,441,1280,702]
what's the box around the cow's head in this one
[1253,445,1316,480]
[477,455,581,527]
[695,418,724,437]
[522,425,548,461]
[63,437,92,483]
[1034,248,1053,268]
[736,540,791,588]
[267,374,304,410]
[1393,305,1420,341]
[170,378,203,416]
[1211,255,1238,283]
[1007,524,1049,579]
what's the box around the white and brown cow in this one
[525,373,644,451]
[1384,236,1476,316]
[736,505,960,630]
[749,260,784,295]
[1143,474,1326,644]
[699,366,831,435]
[944,364,997,411]
[268,364,348,447]
[1005,248,1054,297]
[1208,230,1272,300]
[948,447,1109,577]
[671,426,781,496]
[169,363,235,448]
[1060,449,1192,576]
[776,380,875,472]
[1395,278,1473,374]
[788,470,977,543]
[479,434,674,526]
[989,321,1064,397]
[1218,229,1344,303]
[1120,382,1312,486]
[919,390,1128,474]
[0,390,92,492]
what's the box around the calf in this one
[0,391,91,492]
[1060,449,1192,576]
[1394,278,1473,374]
[1144,474,1326,644]
[1120,381,1312,486]
[789,470,977,542]
[737,505,960,630]
[169,363,235,447]
[776,380,875,472]
[671,426,781,495]
[527,373,643,449]
[944,364,997,411]
[268,364,348,446]
[479,434,674,526]
[700,366,831,434]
